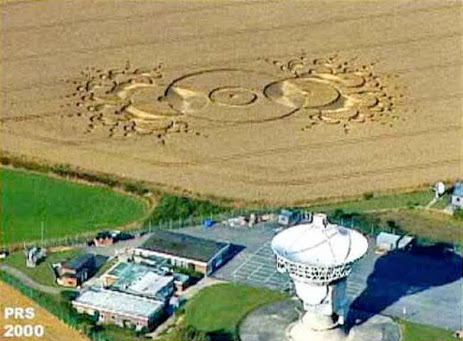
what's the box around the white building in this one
[72,289,164,331]
[451,181,463,209]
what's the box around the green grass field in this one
[400,320,455,341]
[166,283,454,341]
[373,209,463,244]
[431,193,451,210]
[308,190,434,213]
[305,189,462,244]
[0,168,148,245]
[182,283,286,340]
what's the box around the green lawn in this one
[0,168,148,245]
[183,283,287,340]
[2,249,83,287]
[373,209,463,244]
[308,190,433,213]
[305,188,463,244]
[432,193,451,210]
[401,320,455,341]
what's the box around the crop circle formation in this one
[67,55,404,141]
[164,69,295,123]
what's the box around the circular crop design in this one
[164,69,295,123]
[209,87,258,107]
[66,63,191,143]
[66,55,405,142]
[265,78,340,109]
[265,55,404,132]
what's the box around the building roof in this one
[107,262,173,299]
[128,272,173,297]
[62,253,94,270]
[453,182,463,197]
[173,273,189,284]
[95,231,113,239]
[139,231,229,263]
[376,232,401,245]
[73,289,164,319]
[397,235,414,249]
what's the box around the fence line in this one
[7,207,460,251]
[8,207,281,250]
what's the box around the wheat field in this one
[1,1,462,204]
[0,281,88,341]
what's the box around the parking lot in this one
[227,241,291,291]
[178,222,462,331]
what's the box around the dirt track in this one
[1,1,462,204]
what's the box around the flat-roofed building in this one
[134,231,230,275]
[72,289,164,331]
[376,232,414,253]
[103,262,174,302]
[173,272,190,292]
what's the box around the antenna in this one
[41,221,44,247]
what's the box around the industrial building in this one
[102,261,174,301]
[134,231,230,275]
[72,288,164,331]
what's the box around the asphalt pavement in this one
[178,222,462,331]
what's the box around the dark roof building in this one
[135,231,230,275]
[58,254,96,287]
[62,254,95,271]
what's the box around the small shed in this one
[451,181,463,209]
[94,231,114,246]
[57,253,96,287]
[376,232,401,252]
[173,272,190,292]
[278,209,302,226]
[24,247,46,268]
[376,232,414,253]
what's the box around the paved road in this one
[178,222,462,331]
[0,264,62,295]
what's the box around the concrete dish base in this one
[239,299,401,341]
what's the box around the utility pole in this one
[41,221,44,247]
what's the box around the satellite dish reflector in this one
[434,182,445,196]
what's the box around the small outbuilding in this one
[94,232,114,246]
[24,246,46,268]
[173,273,190,292]
[376,232,414,253]
[451,181,463,209]
[57,253,96,287]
